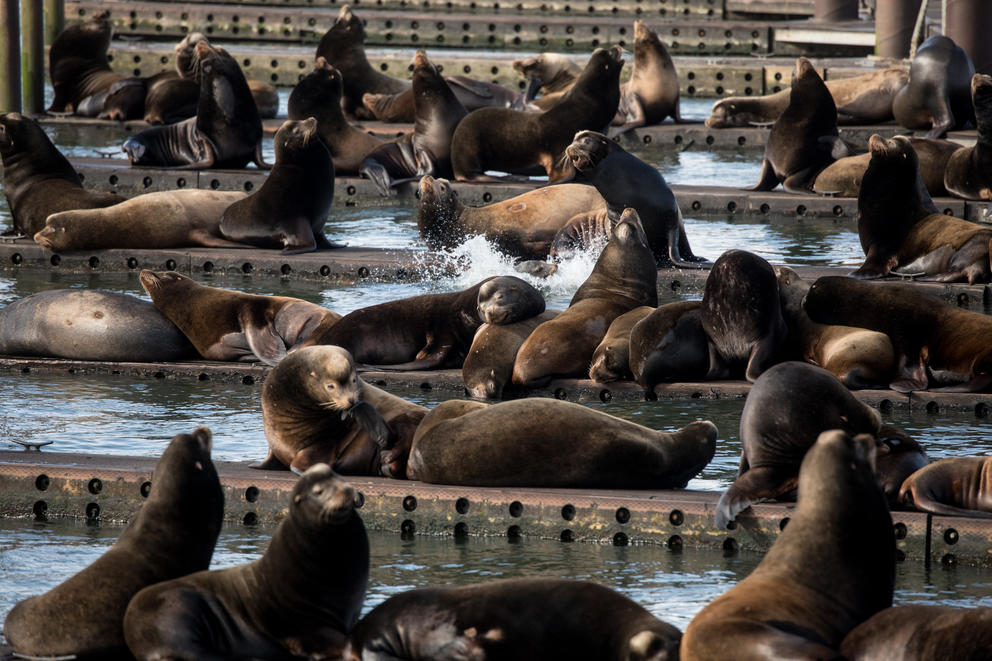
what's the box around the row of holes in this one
[91,0,720,7]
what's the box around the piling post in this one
[944,0,992,74]
[21,0,43,113]
[43,0,62,47]
[813,0,859,21]
[875,0,923,59]
[0,0,22,113]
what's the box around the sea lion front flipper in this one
[445,76,495,99]
[926,101,955,139]
[781,168,816,195]
[346,401,392,449]
[251,451,290,470]
[889,353,929,393]
[279,217,318,255]
[253,141,273,170]
[715,466,798,529]
[242,311,288,366]
[849,248,895,280]
[359,159,396,196]
[747,158,779,191]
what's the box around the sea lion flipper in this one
[360,159,396,196]
[253,141,273,170]
[715,467,798,529]
[251,452,290,470]
[445,75,495,99]
[348,401,393,449]
[747,159,779,191]
[243,313,288,365]
[889,354,929,393]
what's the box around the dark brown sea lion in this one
[547,208,615,258]
[122,41,266,169]
[898,456,992,518]
[360,50,468,195]
[257,345,427,477]
[36,190,248,251]
[715,361,922,529]
[143,71,200,125]
[288,57,386,175]
[893,35,975,138]
[562,129,707,267]
[451,46,624,183]
[219,117,339,254]
[629,301,710,390]
[0,289,195,361]
[47,11,126,115]
[3,427,224,659]
[363,75,530,123]
[699,249,789,382]
[775,266,895,389]
[0,112,124,238]
[124,464,368,660]
[852,134,992,283]
[512,208,658,387]
[613,20,682,133]
[346,578,683,661]
[139,270,341,366]
[97,77,148,121]
[705,68,908,128]
[588,305,654,383]
[681,430,895,660]
[308,276,546,370]
[944,73,992,200]
[840,605,992,660]
[416,175,606,259]
[804,276,992,392]
[750,57,846,193]
[813,137,962,198]
[315,5,411,120]
[408,398,717,488]
[462,309,560,399]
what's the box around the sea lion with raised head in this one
[462,309,560,400]
[588,306,654,383]
[613,20,682,133]
[944,73,992,200]
[893,34,975,138]
[898,456,992,518]
[47,12,126,115]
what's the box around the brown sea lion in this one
[0,113,124,238]
[613,20,682,133]
[142,72,200,125]
[124,464,368,660]
[47,12,126,115]
[893,35,975,138]
[219,117,339,254]
[3,427,224,659]
[97,77,148,121]
[416,175,606,259]
[512,208,658,387]
[804,276,992,392]
[775,265,895,389]
[681,430,895,660]
[898,456,992,518]
[346,578,683,661]
[363,75,530,123]
[629,301,710,390]
[840,605,992,660]
[451,46,624,183]
[547,208,615,258]
[315,5,411,120]
[408,398,717,488]
[852,134,992,283]
[588,306,654,383]
[139,270,341,366]
[699,249,789,383]
[462,309,560,400]
[944,73,992,200]
[257,346,427,477]
[513,52,582,106]
[308,276,546,370]
[35,190,248,251]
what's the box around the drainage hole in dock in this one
[561,504,576,521]
[560,529,574,543]
[669,509,684,526]
[957,293,969,307]
[456,497,470,514]
[507,525,522,541]
[644,390,658,402]
[202,261,214,273]
[20,367,30,374]
[10,252,21,264]
[509,501,523,517]
[779,517,789,531]
[483,192,493,203]
[879,399,893,413]
[833,205,844,217]
[925,401,939,415]
[35,474,50,491]
[667,535,683,551]
[670,280,681,291]
[895,548,906,562]
[33,500,47,521]
[420,382,432,390]
[140,481,152,497]
[50,255,61,266]
[722,538,738,555]
[243,512,258,526]
[615,507,630,524]
[976,403,989,418]
[674,135,683,145]
[403,495,418,512]
[153,371,165,379]
[210,179,220,189]
[599,389,611,402]
[358,266,370,278]
[796,205,807,216]
[281,264,292,275]
[554,388,567,400]
[944,528,959,545]
[943,208,953,216]
[109,174,118,185]
[691,200,701,211]
[87,478,103,495]
[142,176,153,188]
[165,259,177,270]
[88,256,100,269]
[737,136,746,145]
[242,375,255,386]
[401,519,416,537]
[126,257,138,269]
[245,486,260,503]
[355,492,365,508]
[454,522,469,537]
[244,182,254,192]
[177,178,186,188]
[941,553,956,566]
[759,203,769,214]
[726,201,736,213]
[320,265,331,277]
[242,262,254,274]
[893,522,907,539]
[613,532,629,546]
[85,503,100,520]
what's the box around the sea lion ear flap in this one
[347,401,393,449]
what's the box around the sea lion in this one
[562,129,706,267]
[288,57,386,175]
[852,134,992,283]
[629,301,710,390]
[898,456,992,518]
[705,67,909,128]
[699,249,789,383]
[613,20,682,133]
[750,57,846,193]
[124,464,367,660]
[35,190,249,251]
[451,46,624,183]
[813,136,962,198]
[840,605,992,660]
[547,208,615,258]
[122,41,267,169]
[308,276,546,370]
[47,11,126,115]
[514,53,583,105]
[315,5,411,120]
[3,427,224,659]
[775,265,895,389]
[139,270,341,366]
[360,50,469,195]
[588,306,654,383]
[715,361,923,528]
[97,77,148,121]
[0,289,195,362]
[0,112,124,238]
[893,35,975,138]
[346,578,683,661]
[142,71,200,125]
[257,346,427,477]
[512,208,658,387]
[219,117,339,254]
[462,309,560,399]
[408,398,717,488]
[681,429,895,660]
[416,175,606,259]
[804,276,992,392]
[944,73,992,200]
[363,75,529,123]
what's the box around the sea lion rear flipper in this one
[251,452,290,470]
[715,467,798,529]
[889,353,929,393]
[908,496,992,519]
[359,159,395,196]
[747,158,779,191]
[187,230,255,249]
[242,311,288,365]
[347,401,392,449]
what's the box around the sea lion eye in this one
[327,384,335,390]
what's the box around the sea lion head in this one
[416,176,466,249]
[292,462,361,526]
[138,270,203,309]
[792,56,818,85]
[584,46,625,80]
[972,73,992,138]
[513,53,578,100]
[801,430,878,501]
[33,216,72,250]
[861,134,931,221]
[330,4,365,43]
[0,112,28,157]
[174,32,209,80]
[612,207,651,250]
[296,345,363,412]
[63,11,114,52]
[565,130,613,172]
[476,276,546,325]
[588,344,626,383]
[288,58,344,121]
[273,117,323,162]
[148,426,221,507]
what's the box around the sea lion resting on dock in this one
[462,309,560,400]
[899,456,992,518]
[588,306,655,383]
[841,604,992,660]
[629,301,710,390]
